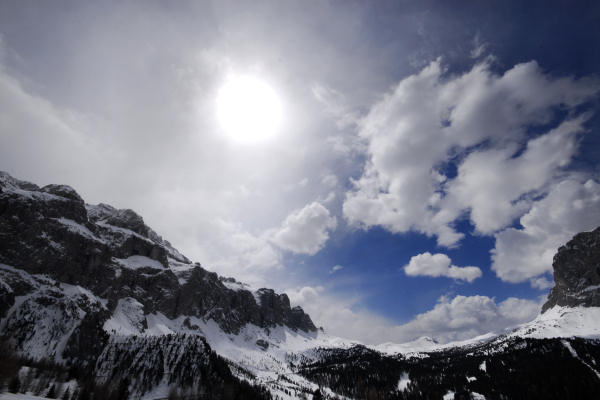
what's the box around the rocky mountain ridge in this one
[543,225,600,312]
[0,171,316,337]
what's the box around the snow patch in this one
[0,393,56,400]
[54,218,103,243]
[443,391,455,400]
[479,360,487,372]
[114,255,165,270]
[510,306,600,340]
[397,372,410,391]
[562,339,600,379]
[222,279,253,292]
[103,298,146,335]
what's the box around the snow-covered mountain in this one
[1,171,600,399]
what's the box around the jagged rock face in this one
[543,226,600,312]
[0,171,316,347]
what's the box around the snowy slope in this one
[99,301,357,399]
[0,394,54,400]
[508,305,600,339]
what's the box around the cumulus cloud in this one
[404,252,482,282]
[270,201,337,255]
[196,200,338,284]
[288,286,542,344]
[394,295,542,343]
[492,178,600,285]
[343,59,599,247]
[330,265,344,274]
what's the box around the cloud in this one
[344,58,599,247]
[311,83,359,130]
[270,202,337,255]
[0,62,104,188]
[330,265,344,274]
[394,295,542,343]
[492,178,600,285]
[445,115,588,234]
[287,286,542,344]
[188,200,338,284]
[470,32,487,59]
[404,252,481,282]
[321,173,339,188]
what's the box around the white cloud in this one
[404,252,481,282]
[445,115,588,234]
[492,178,600,285]
[0,63,105,188]
[470,33,487,59]
[344,59,599,247]
[270,202,337,255]
[394,295,542,343]
[330,265,344,274]
[321,173,339,188]
[287,286,542,344]
[312,83,359,130]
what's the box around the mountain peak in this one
[0,171,317,347]
[542,226,600,312]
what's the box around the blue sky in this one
[1,0,599,343]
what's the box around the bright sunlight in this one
[216,75,283,143]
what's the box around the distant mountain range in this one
[1,171,599,399]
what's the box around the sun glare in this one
[216,75,283,143]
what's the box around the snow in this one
[582,284,600,292]
[96,220,154,244]
[98,306,357,398]
[509,306,600,340]
[103,298,146,335]
[0,394,54,400]
[145,313,176,335]
[467,376,477,382]
[60,282,108,307]
[0,173,64,203]
[479,360,487,372]
[222,279,253,292]
[443,391,455,400]
[376,336,441,355]
[471,392,486,400]
[375,332,498,356]
[114,255,165,270]
[39,232,63,251]
[376,306,600,358]
[562,339,600,379]
[168,257,195,284]
[0,276,13,293]
[54,217,104,243]
[0,264,107,362]
[397,372,410,391]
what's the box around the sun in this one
[216,75,283,143]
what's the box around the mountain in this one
[1,171,600,400]
[542,226,600,311]
[0,172,324,399]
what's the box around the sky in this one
[1,0,600,344]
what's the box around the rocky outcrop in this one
[0,171,316,342]
[542,226,600,312]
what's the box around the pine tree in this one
[8,375,20,393]
[47,384,57,399]
[61,387,71,400]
